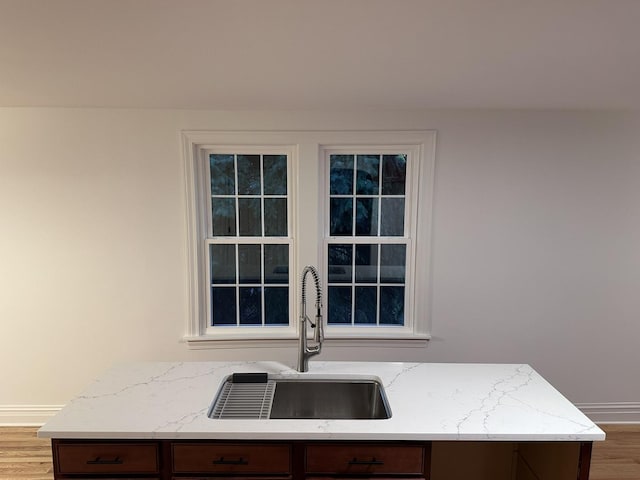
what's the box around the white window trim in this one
[182,130,436,349]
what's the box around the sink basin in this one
[270,378,391,419]
[209,374,392,420]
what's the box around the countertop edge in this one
[37,430,606,441]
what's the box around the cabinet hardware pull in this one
[86,456,123,465]
[348,457,384,466]
[213,456,248,465]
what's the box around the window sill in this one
[183,333,430,350]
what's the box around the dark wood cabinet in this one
[51,438,590,480]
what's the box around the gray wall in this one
[1,108,639,418]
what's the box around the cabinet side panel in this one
[516,442,580,480]
[430,442,514,480]
[515,457,538,480]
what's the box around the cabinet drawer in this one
[55,442,159,474]
[306,444,425,475]
[172,443,291,474]
[174,478,288,480]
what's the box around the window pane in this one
[207,150,292,332]
[328,244,353,283]
[356,198,378,236]
[212,287,236,325]
[355,244,378,283]
[380,198,405,236]
[239,287,262,325]
[265,287,288,325]
[211,198,236,236]
[210,244,236,284]
[238,198,262,236]
[355,286,377,324]
[263,155,287,195]
[380,286,404,325]
[264,198,287,236]
[325,150,412,332]
[330,198,353,236]
[330,155,354,195]
[210,154,235,195]
[238,244,261,284]
[264,244,288,284]
[328,286,352,324]
[356,155,380,195]
[382,154,407,195]
[380,244,406,283]
[237,154,261,195]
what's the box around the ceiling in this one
[1,0,639,110]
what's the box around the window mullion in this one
[351,240,356,327]
[376,244,381,326]
[261,243,265,326]
[234,244,240,326]
[260,154,265,237]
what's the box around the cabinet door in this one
[55,442,159,475]
[172,443,291,474]
[306,444,425,475]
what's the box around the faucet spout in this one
[298,266,323,372]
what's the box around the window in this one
[207,151,292,333]
[325,151,410,331]
[183,131,435,347]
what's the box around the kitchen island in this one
[38,361,605,479]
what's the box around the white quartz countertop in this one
[37,361,605,441]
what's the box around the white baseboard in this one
[576,402,640,424]
[1,402,639,426]
[0,405,64,426]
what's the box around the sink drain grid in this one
[210,379,276,419]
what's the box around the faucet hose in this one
[301,265,322,308]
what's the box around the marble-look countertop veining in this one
[37,361,605,441]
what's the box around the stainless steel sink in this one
[208,375,392,420]
[270,378,391,419]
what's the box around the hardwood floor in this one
[590,425,640,480]
[0,427,53,479]
[0,425,638,479]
